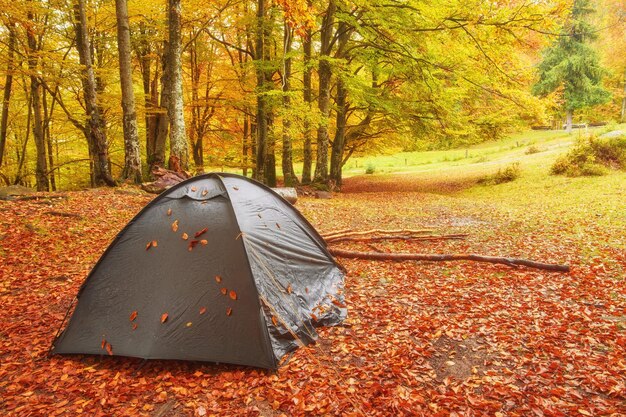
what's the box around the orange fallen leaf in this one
[194,227,208,238]
[199,307,206,315]
[186,322,192,327]
[105,342,113,356]
[220,288,227,295]
[271,316,278,326]
[191,186,197,192]
[145,241,153,250]
[132,323,138,330]
[172,219,179,232]
[286,284,292,294]
[152,240,158,247]
[129,311,138,321]
[182,232,188,240]
[200,239,208,245]
[226,307,232,316]
[201,189,208,196]
[215,275,222,283]
[101,338,106,349]
[332,299,347,308]
[167,208,172,216]
[161,313,168,323]
[229,290,237,300]
[311,313,318,321]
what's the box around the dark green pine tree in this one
[532,0,610,132]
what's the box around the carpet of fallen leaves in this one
[1,183,625,417]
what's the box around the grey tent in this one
[51,173,346,369]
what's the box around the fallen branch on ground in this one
[44,211,84,219]
[326,233,467,244]
[322,228,434,240]
[328,248,570,272]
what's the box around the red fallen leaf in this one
[145,241,154,250]
[129,311,138,321]
[305,287,309,294]
[181,232,188,240]
[271,316,278,326]
[194,227,208,238]
[215,275,222,283]
[229,290,237,300]
[101,338,106,349]
[220,288,227,295]
[286,284,292,294]
[161,313,168,323]
[226,307,232,316]
[311,313,318,321]
[105,342,113,356]
[332,299,347,308]
[167,208,172,216]
[199,307,206,315]
[188,240,200,251]
[132,323,137,330]
[171,220,179,232]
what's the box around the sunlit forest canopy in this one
[0,0,623,190]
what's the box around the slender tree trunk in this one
[137,22,160,171]
[330,78,347,186]
[115,0,142,183]
[565,108,573,133]
[154,53,169,171]
[314,0,336,184]
[0,22,15,167]
[301,26,312,184]
[242,114,249,176]
[27,11,48,191]
[75,0,116,186]
[254,0,268,183]
[281,23,298,187]
[166,0,188,171]
[42,88,56,191]
[619,69,626,123]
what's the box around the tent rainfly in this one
[51,173,346,369]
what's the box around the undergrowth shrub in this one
[551,136,626,177]
[479,162,521,185]
[525,145,542,155]
[365,164,376,175]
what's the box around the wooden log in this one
[271,187,297,204]
[328,248,570,272]
[326,233,467,244]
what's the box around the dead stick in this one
[322,228,434,240]
[328,248,570,272]
[326,234,467,244]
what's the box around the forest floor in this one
[2,134,626,416]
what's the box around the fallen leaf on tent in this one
[286,284,292,294]
[105,343,113,356]
[311,313,318,321]
[188,240,199,251]
[332,299,346,308]
[305,287,309,294]
[191,187,197,192]
[276,223,281,230]
[145,241,154,250]
[215,275,222,283]
[220,288,227,295]
[152,240,158,247]
[101,338,106,349]
[172,220,179,232]
[226,308,232,316]
[195,228,208,238]
[182,232,188,240]
[186,322,192,327]
[229,290,237,300]
[200,239,207,245]
[271,316,278,326]
[201,190,208,197]
[132,323,137,330]
[167,208,172,216]
[233,186,239,191]
[199,307,206,315]
[161,313,168,323]
[129,311,138,321]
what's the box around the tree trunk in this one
[254,0,268,183]
[330,77,347,186]
[619,69,626,123]
[74,0,116,187]
[242,114,249,176]
[0,21,15,168]
[190,40,202,172]
[166,0,189,171]
[27,11,48,191]
[154,49,169,172]
[42,88,56,191]
[301,26,312,184]
[115,0,142,183]
[314,0,336,184]
[281,23,298,187]
[565,108,573,133]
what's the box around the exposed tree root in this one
[326,233,467,244]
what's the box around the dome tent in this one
[51,173,346,369]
